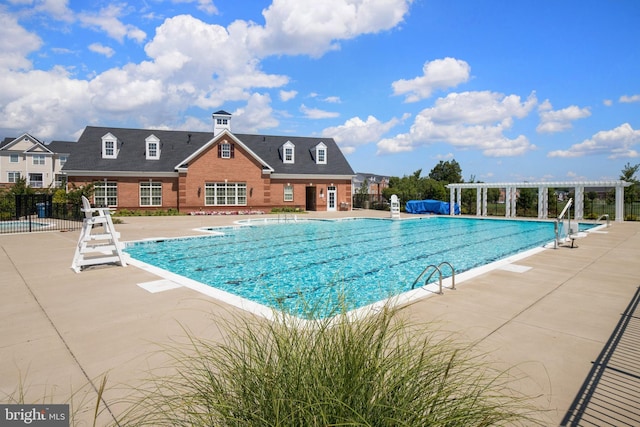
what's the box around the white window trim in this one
[145,135,161,160]
[140,181,162,206]
[284,185,294,202]
[94,181,118,207]
[32,154,46,165]
[283,141,295,164]
[10,154,19,163]
[204,182,247,206]
[8,172,20,183]
[315,142,327,165]
[102,133,118,159]
[220,143,232,159]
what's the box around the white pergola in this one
[446,181,633,222]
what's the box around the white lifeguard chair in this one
[390,194,401,219]
[71,196,127,272]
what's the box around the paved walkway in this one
[1,211,638,426]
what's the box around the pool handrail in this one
[596,214,610,227]
[555,198,573,249]
[411,261,455,293]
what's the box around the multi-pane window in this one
[147,142,158,158]
[104,140,115,157]
[59,155,68,165]
[284,185,294,202]
[32,154,46,165]
[146,135,160,159]
[94,181,118,207]
[219,143,232,159]
[283,141,295,164]
[10,154,18,163]
[140,182,162,206]
[8,172,20,183]
[204,182,247,206]
[28,173,43,188]
[317,148,326,163]
[315,142,327,164]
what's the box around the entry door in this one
[327,186,337,211]
[306,186,317,211]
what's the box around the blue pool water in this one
[124,217,590,318]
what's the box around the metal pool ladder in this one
[411,261,455,294]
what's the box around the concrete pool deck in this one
[1,210,638,425]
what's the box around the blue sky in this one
[1,0,639,182]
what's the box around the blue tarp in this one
[405,199,460,215]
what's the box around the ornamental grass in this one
[118,302,543,426]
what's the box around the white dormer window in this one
[146,135,161,160]
[315,142,327,165]
[283,141,295,164]
[101,133,119,159]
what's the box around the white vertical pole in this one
[615,184,625,222]
[456,188,462,215]
[505,187,511,217]
[575,186,584,220]
[450,186,455,215]
[538,186,548,219]
[476,187,482,216]
[482,187,488,216]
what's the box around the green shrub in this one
[119,303,542,426]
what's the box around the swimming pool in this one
[0,220,52,233]
[124,217,594,318]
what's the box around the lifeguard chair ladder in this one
[71,196,127,272]
[390,194,401,219]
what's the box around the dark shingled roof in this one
[62,126,354,176]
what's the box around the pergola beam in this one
[446,181,632,222]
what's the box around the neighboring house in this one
[62,111,355,213]
[0,134,73,189]
[353,172,389,197]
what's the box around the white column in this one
[476,188,482,216]
[538,186,548,219]
[505,187,512,217]
[449,187,455,215]
[574,186,584,220]
[482,187,488,216]
[615,184,625,222]
[456,188,462,215]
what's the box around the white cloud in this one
[377,91,538,157]
[279,90,298,101]
[548,123,640,159]
[321,114,407,154]
[619,94,640,103]
[246,0,412,57]
[88,43,115,57]
[536,99,591,133]
[392,57,471,102]
[0,13,42,71]
[603,99,613,107]
[171,0,219,15]
[233,93,279,133]
[323,96,341,103]
[300,104,339,119]
[78,4,146,43]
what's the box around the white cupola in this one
[212,110,232,136]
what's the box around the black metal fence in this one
[0,194,83,234]
[353,194,389,210]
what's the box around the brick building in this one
[62,111,355,213]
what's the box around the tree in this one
[516,188,537,216]
[620,162,639,203]
[428,160,462,184]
